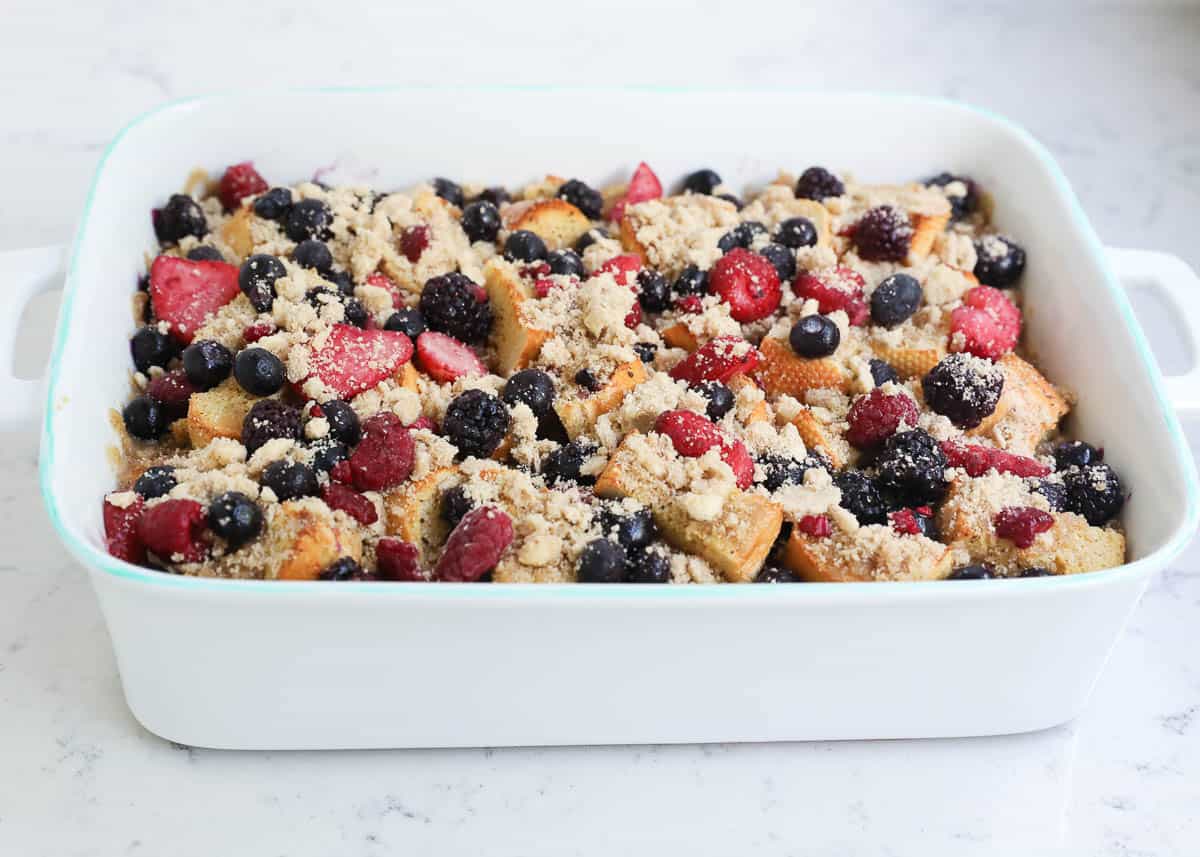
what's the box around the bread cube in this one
[754,336,847,398]
[265,499,363,580]
[554,359,648,439]
[483,258,550,375]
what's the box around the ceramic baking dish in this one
[10,90,1200,749]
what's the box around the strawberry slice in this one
[592,253,642,286]
[949,286,1021,360]
[709,248,781,322]
[611,162,663,221]
[218,162,268,211]
[103,495,146,563]
[793,267,869,326]
[304,324,414,399]
[149,255,241,344]
[415,331,486,383]
[669,336,762,384]
[366,271,403,309]
[941,440,1050,478]
[653,408,754,489]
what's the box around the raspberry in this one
[405,416,437,432]
[415,331,487,382]
[794,166,845,201]
[845,387,919,449]
[668,336,761,384]
[625,301,643,330]
[376,538,426,581]
[103,495,146,563]
[241,399,301,455]
[653,409,753,488]
[137,499,207,563]
[993,506,1055,549]
[418,272,492,344]
[709,248,781,322]
[145,369,197,421]
[940,440,1050,478]
[321,482,379,526]
[852,205,913,262]
[720,437,755,490]
[243,321,276,343]
[348,412,415,491]
[676,295,703,314]
[218,162,268,211]
[329,459,353,484]
[922,353,1004,428]
[793,267,869,326]
[443,390,511,459]
[949,286,1021,360]
[889,508,922,536]
[400,225,430,262]
[433,506,514,581]
[366,271,403,309]
[592,253,642,287]
[610,161,663,222]
[795,514,832,538]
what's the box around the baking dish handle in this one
[0,244,65,432]
[1106,247,1200,416]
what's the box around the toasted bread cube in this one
[755,336,847,398]
[788,407,848,468]
[618,215,647,260]
[967,353,1068,454]
[396,360,420,392]
[483,258,551,375]
[220,205,255,260]
[186,378,261,449]
[655,492,782,582]
[266,500,363,581]
[783,526,954,582]
[871,339,945,380]
[1016,513,1126,575]
[508,199,591,250]
[594,433,674,507]
[660,322,698,352]
[907,211,949,263]
[555,359,648,439]
[728,375,769,425]
[383,466,462,567]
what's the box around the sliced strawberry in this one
[103,495,146,563]
[304,324,413,399]
[949,286,1022,360]
[709,248,781,322]
[321,482,379,526]
[669,336,762,384]
[653,408,753,488]
[720,436,755,490]
[592,253,642,286]
[625,301,643,329]
[415,331,486,383]
[137,499,207,563]
[149,255,241,344]
[941,440,1050,478]
[376,538,426,581]
[793,267,869,326]
[433,506,514,582]
[218,162,268,211]
[366,271,404,309]
[611,162,663,222]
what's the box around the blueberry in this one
[758,243,796,282]
[502,368,556,419]
[681,169,722,195]
[795,166,845,201]
[672,265,709,296]
[241,399,301,454]
[1063,463,1125,525]
[926,173,979,221]
[440,485,475,529]
[319,557,373,581]
[503,230,548,263]
[474,187,511,207]
[717,221,766,253]
[633,342,658,363]
[578,538,626,583]
[774,217,818,249]
[419,272,492,343]
[130,326,176,373]
[575,368,601,392]
[1054,441,1101,470]
[756,566,801,583]
[789,315,840,358]
[875,430,948,506]
[598,506,656,550]
[973,236,1026,288]
[182,339,234,390]
[696,381,735,421]
[868,358,900,387]
[870,273,923,327]
[574,227,609,253]
[233,347,285,396]
[758,454,829,492]
[461,200,501,243]
[557,179,604,219]
[432,177,464,208]
[261,460,319,501]
[238,254,286,312]
[626,549,671,583]
[207,491,263,548]
[443,390,511,459]
[636,269,672,312]
[326,268,355,296]
[252,187,293,221]
[922,353,1004,429]
[948,565,994,580]
[285,198,333,242]
[308,438,349,472]
[543,440,596,487]
[834,470,888,525]
[293,239,333,274]
[155,194,207,243]
[1020,567,1052,578]
[547,249,585,278]
[342,297,369,328]
[134,465,176,499]
[186,245,224,262]
[122,396,168,440]
[384,308,426,339]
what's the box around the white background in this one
[1,2,1199,855]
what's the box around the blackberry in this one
[717,221,766,253]
[875,430,949,506]
[154,194,207,243]
[432,177,464,208]
[419,273,492,343]
[261,460,318,501]
[756,566,801,583]
[504,229,548,263]
[181,339,234,391]
[342,297,369,328]
[284,198,333,242]
[292,239,333,273]
[870,273,923,327]
[574,227,609,253]
[122,396,167,440]
[542,440,596,487]
[949,565,994,580]
[502,368,556,418]
[241,399,301,455]
[252,187,293,221]
[853,205,912,262]
[758,243,796,282]
[186,245,224,262]
[774,217,818,248]
[695,381,735,421]
[1030,477,1069,512]
[320,399,362,445]
[789,315,840,358]
[461,200,501,243]
[633,342,657,363]
[681,168,722,196]
[834,470,889,525]
[926,173,979,221]
[130,326,176,373]
[577,538,626,583]
[868,358,900,387]
[547,249,585,278]
[134,465,177,499]
[1063,463,1125,525]
[598,505,656,550]
[672,265,709,297]
[922,353,1004,429]
[308,437,349,472]
[973,235,1026,289]
[636,269,672,312]
[207,491,262,548]
[319,557,372,581]
[443,390,510,458]
[384,308,426,339]
[758,453,829,492]
[795,166,845,201]
[557,179,604,219]
[1054,441,1101,470]
[474,186,511,207]
[625,548,671,583]
[574,368,601,392]
[440,485,475,528]
[238,254,286,313]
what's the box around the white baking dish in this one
[12,90,1200,749]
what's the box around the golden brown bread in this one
[220,205,255,260]
[554,359,648,439]
[383,466,462,567]
[483,258,550,375]
[967,353,1069,454]
[754,336,847,398]
[266,500,363,580]
[507,199,591,250]
[186,378,262,449]
[783,526,955,582]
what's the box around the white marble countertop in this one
[2,2,1199,855]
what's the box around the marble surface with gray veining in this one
[1,2,1198,855]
